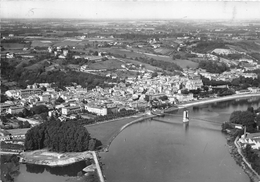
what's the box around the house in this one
[6,52,14,58]
[174,93,194,102]
[242,73,258,79]
[248,87,260,93]
[85,104,107,116]
[63,49,69,57]
[61,106,81,115]
[39,94,51,102]
[20,89,42,98]
[0,103,16,113]
[239,132,260,150]
[5,90,20,98]
[185,79,203,90]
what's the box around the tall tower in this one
[183,110,189,122]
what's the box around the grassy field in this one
[31,40,53,47]
[120,58,163,71]
[53,40,83,47]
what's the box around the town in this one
[1,19,260,130]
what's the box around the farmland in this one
[2,43,28,50]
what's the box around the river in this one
[100,97,260,182]
[11,97,260,182]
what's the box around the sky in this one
[1,0,260,20]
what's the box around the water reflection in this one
[183,122,189,133]
[25,161,87,177]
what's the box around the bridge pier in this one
[183,110,189,123]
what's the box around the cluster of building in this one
[195,68,258,82]
[0,72,203,118]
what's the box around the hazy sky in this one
[1,0,260,20]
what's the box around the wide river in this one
[14,97,260,182]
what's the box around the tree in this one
[40,86,47,91]
[18,121,24,128]
[159,95,168,101]
[247,106,255,114]
[229,110,255,132]
[31,105,48,115]
[55,97,65,105]
[22,121,30,128]
[23,108,33,117]
[181,89,189,94]
[24,119,96,152]
[1,94,8,103]
[151,71,158,78]
[144,95,150,102]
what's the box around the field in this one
[99,48,198,69]
[53,39,83,47]
[88,59,123,70]
[31,40,53,47]
[154,48,173,55]
[2,43,28,50]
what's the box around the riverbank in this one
[177,93,260,108]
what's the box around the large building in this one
[6,89,42,98]
[185,79,203,90]
[61,106,81,115]
[85,104,107,116]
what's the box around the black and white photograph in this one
[1,0,260,182]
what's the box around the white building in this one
[185,79,203,90]
[85,104,107,116]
